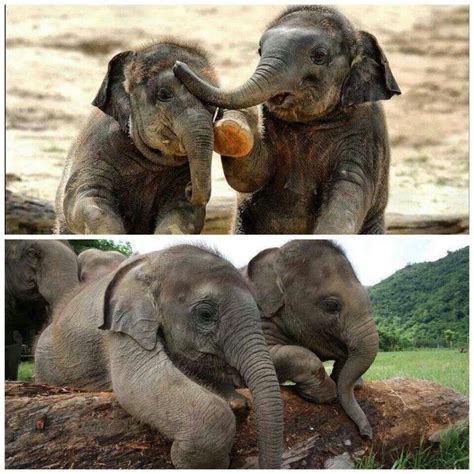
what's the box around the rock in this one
[324,452,355,469]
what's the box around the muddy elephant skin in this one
[56,40,219,235]
[174,6,401,234]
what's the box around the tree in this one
[68,240,133,256]
[443,329,456,349]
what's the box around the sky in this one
[121,236,469,286]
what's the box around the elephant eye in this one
[311,48,328,65]
[156,87,174,102]
[193,301,219,327]
[26,247,40,261]
[321,298,341,314]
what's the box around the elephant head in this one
[93,40,219,207]
[174,6,400,122]
[96,245,283,468]
[5,240,79,309]
[78,248,127,282]
[246,240,378,438]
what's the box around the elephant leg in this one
[269,345,337,403]
[213,381,250,417]
[34,326,66,386]
[218,108,274,194]
[154,199,206,234]
[214,110,255,158]
[330,359,363,390]
[5,343,22,381]
[69,196,125,234]
[362,214,385,234]
[109,340,236,468]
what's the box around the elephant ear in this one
[92,50,134,133]
[341,31,401,108]
[97,256,160,351]
[246,248,284,318]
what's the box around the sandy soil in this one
[6,5,469,230]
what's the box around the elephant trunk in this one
[174,56,290,110]
[337,317,379,438]
[174,110,214,208]
[222,304,283,468]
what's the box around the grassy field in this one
[17,361,34,382]
[19,348,469,393]
[323,348,468,395]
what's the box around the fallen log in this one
[5,377,468,469]
[5,190,469,234]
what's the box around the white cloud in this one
[120,236,469,286]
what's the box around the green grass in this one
[324,349,469,395]
[355,423,469,469]
[344,349,469,469]
[17,361,34,382]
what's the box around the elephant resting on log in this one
[5,377,468,469]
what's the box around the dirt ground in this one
[5,5,469,229]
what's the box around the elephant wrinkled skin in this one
[243,240,379,438]
[174,6,401,234]
[35,245,283,469]
[56,40,219,235]
[5,240,79,380]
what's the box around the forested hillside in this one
[369,247,469,349]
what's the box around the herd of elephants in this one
[55,5,400,235]
[6,4,411,470]
[6,239,377,468]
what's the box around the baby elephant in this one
[77,248,127,282]
[56,40,219,234]
[243,240,379,438]
[35,245,283,469]
[175,6,401,234]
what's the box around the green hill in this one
[369,247,469,349]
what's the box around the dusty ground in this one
[6,5,469,232]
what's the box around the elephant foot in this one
[296,367,337,404]
[226,391,250,418]
[214,118,254,158]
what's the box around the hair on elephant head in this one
[94,245,283,468]
[92,39,219,207]
[246,240,378,438]
[78,248,127,282]
[174,6,400,122]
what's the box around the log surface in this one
[5,190,469,234]
[5,377,468,469]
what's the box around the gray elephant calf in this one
[175,6,401,234]
[243,240,379,438]
[5,240,79,379]
[35,245,283,468]
[78,248,127,281]
[56,40,219,234]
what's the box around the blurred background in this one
[5,5,469,233]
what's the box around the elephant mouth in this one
[134,122,187,165]
[268,92,292,107]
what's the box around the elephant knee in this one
[171,398,235,468]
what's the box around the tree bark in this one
[5,377,468,469]
[5,190,469,235]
